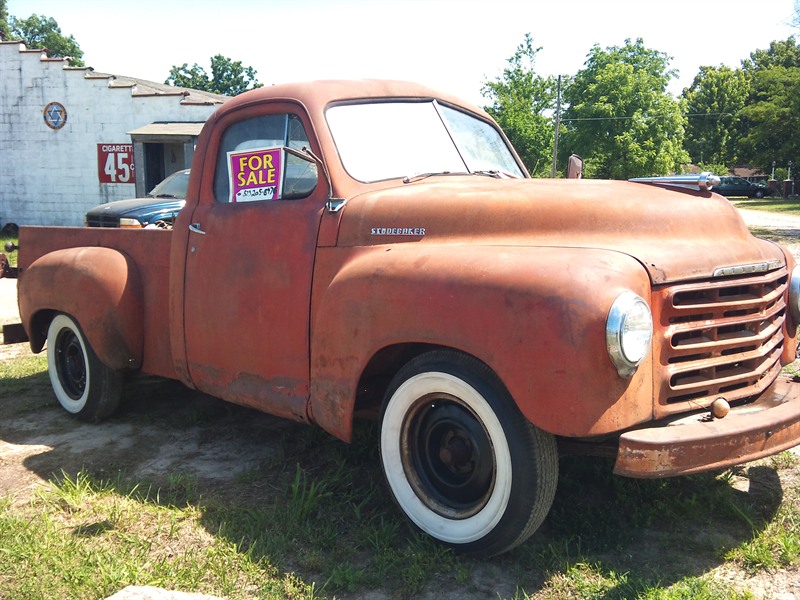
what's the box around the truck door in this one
[182,107,322,421]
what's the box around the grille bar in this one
[85,215,120,227]
[654,268,788,415]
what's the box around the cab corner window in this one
[213,113,317,203]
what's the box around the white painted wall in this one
[0,42,222,227]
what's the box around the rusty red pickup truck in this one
[3,80,800,557]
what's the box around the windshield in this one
[326,101,525,182]
[148,169,190,198]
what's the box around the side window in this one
[213,113,316,202]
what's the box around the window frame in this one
[211,112,316,204]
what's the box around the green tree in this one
[681,65,749,167]
[737,37,800,170]
[0,0,11,41]
[744,37,800,71]
[481,34,556,177]
[8,13,83,65]
[737,65,800,169]
[166,54,263,96]
[560,38,689,179]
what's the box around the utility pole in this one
[551,75,562,178]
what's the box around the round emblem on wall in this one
[43,102,67,129]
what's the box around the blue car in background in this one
[85,169,189,228]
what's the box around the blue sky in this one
[7,0,798,105]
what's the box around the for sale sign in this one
[227,146,283,202]
[97,144,135,184]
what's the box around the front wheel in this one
[379,350,558,557]
[46,313,122,422]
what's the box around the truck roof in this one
[216,79,489,119]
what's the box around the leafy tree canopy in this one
[737,64,800,169]
[561,38,688,179]
[481,33,556,177]
[8,13,84,65]
[0,0,11,41]
[681,65,749,167]
[743,36,800,71]
[734,37,800,171]
[166,54,263,96]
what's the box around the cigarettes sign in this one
[97,144,136,184]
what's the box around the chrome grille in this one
[655,268,787,414]
[85,214,120,227]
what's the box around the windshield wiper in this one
[403,170,519,183]
[403,171,470,184]
[473,170,522,179]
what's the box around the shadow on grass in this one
[505,457,784,598]
[2,371,788,599]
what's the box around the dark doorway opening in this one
[144,144,165,194]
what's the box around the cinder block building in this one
[0,41,225,227]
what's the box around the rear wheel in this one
[46,314,122,422]
[379,350,558,557]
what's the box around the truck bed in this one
[18,226,176,378]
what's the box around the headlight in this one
[119,217,143,228]
[789,265,800,323]
[606,291,653,378]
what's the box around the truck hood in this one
[336,177,784,284]
[85,196,186,217]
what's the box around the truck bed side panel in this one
[18,226,175,379]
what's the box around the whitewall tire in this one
[379,350,558,557]
[46,313,122,422]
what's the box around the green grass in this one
[0,353,48,399]
[0,353,46,381]
[731,197,800,216]
[0,233,18,265]
[0,473,319,599]
[1,438,797,597]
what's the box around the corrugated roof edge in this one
[92,72,227,105]
[0,40,226,106]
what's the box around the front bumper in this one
[615,376,800,478]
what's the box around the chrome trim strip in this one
[628,171,721,192]
[712,260,783,278]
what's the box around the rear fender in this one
[19,247,143,371]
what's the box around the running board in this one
[629,172,720,192]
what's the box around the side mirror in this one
[282,148,319,200]
[566,154,583,179]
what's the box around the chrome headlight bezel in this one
[606,291,653,378]
[789,265,800,323]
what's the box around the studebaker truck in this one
[3,80,800,557]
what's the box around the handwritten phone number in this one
[236,186,276,201]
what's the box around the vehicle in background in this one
[84,169,189,228]
[714,176,772,198]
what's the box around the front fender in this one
[19,247,143,371]
[309,244,654,441]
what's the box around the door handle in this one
[189,223,206,235]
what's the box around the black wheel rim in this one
[55,328,86,400]
[404,396,495,518]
